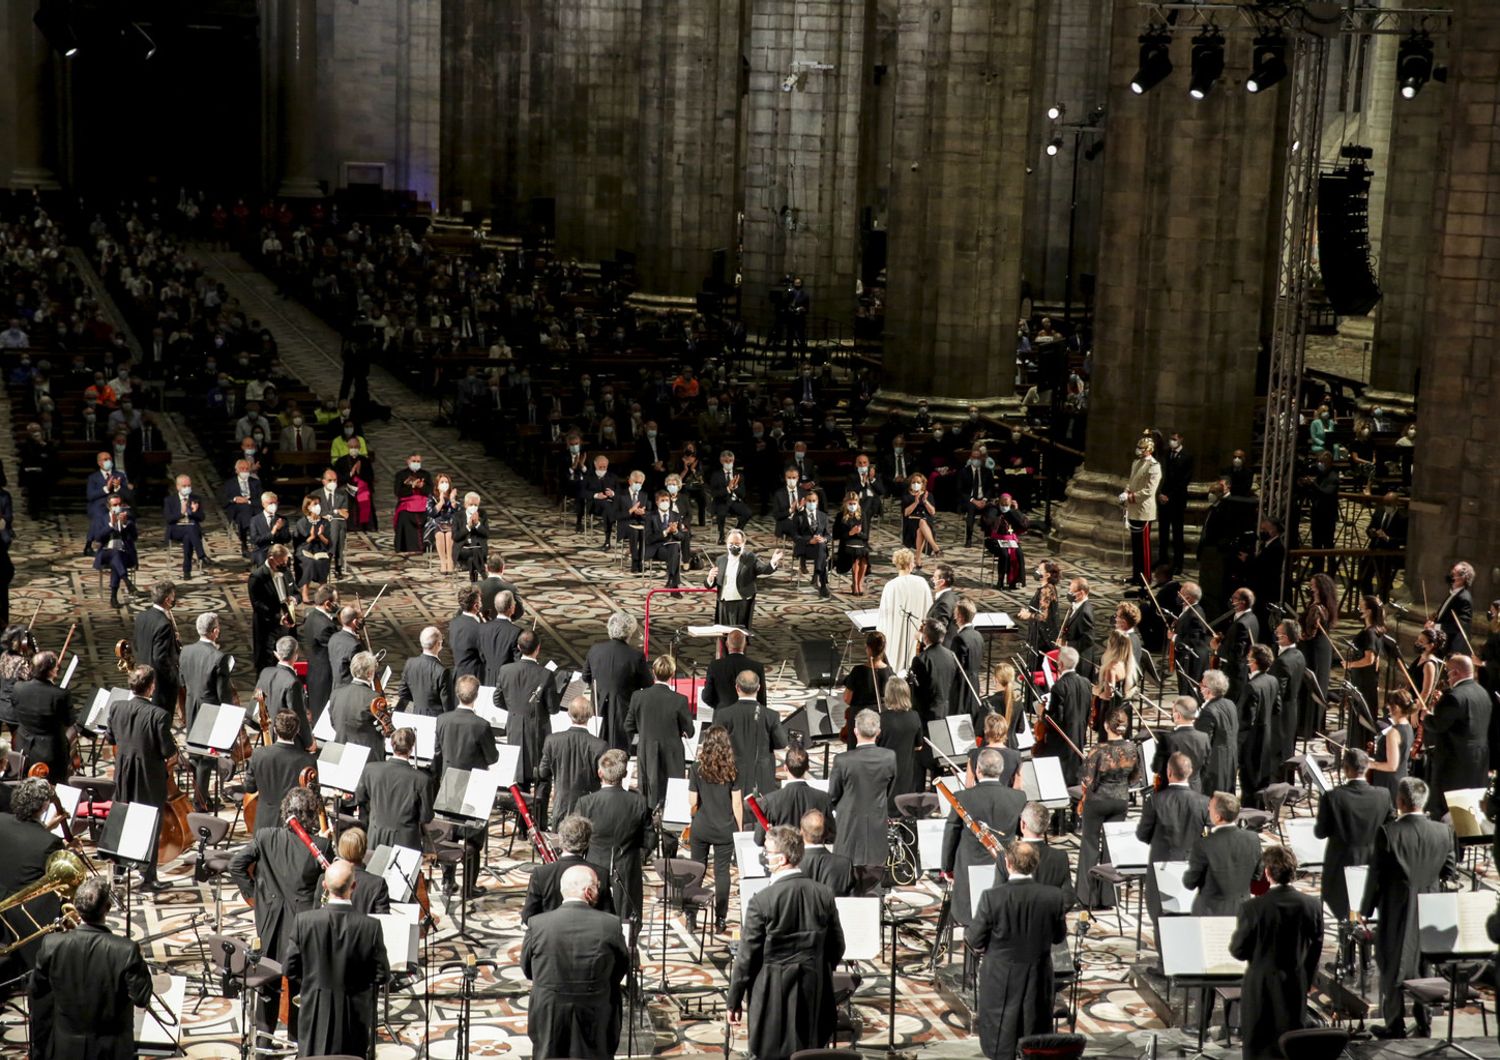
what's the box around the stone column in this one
[740,0,870,332]
[1053,1,1280,563]
[875,0,1041,417]
[279,0,324,197]
[634,0,743,299]
[7,3,60,189]
[1406,0,1500,613]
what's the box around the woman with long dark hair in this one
[688,724,742,933]
[1343,594,1385,720]
[1366,689,1414,799]
[1297,572,1338,734]
[1075,706,1142,910]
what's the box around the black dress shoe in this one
[140,879,171,893]
[1369,1024,1407,1040]
[714,917,727,934]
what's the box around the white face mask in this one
[968,459,979,468]
[323,481,337,491]
[911,483,922,494]
[893,446,903,455]
[179,486,191,496]
[266,504,278,516]
[805,502,817,512]
[932,430,944,441]
[1169,440,1181,451]
[343,426,355,437]
[786,479,798,490]
[292,417,303,427]
[310,504,321,517]
[409,461,422,472]
[595,468,607,477]
[847,502,857,512]
[646,430,657,439]
[102,460,113,472]
[1232,458,1244,469]
[667,483,680,495]
[722,464,734,474]
[438,482,450,493]
[465,505,478,516]
[658,501,671,512]
[568,444,580,454]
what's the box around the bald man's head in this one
[560,864,599,904]
[324,859,356,899]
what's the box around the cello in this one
[156,744,194,865]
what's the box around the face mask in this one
[911,483,922,494]
[253,432,265,443]
[630,483,641,493]
[84,411,96,421]
[667,483,680,495]
[245,448,257,457]
[343,426,355,437]
[583,404,596,415]
[102,460,113,471]
[968,459,979,468]
[1406,428,1416,439]
[728,544,743,556]
[893,445,904,455]
[722,464,734,473]
[752,430,763,440]
[179,487,191,496]
[323,481,337,490]
[310,504,322,517]
[933,430,944,441]
[805,502,817,512]
[707,405,718,414]
[595,468,607,477]
[292,417,303,427]
[658,501,671,512]
[646,430,657,439]
[786,479,798,490]
[602,392,613,402]
[266,504,277,516]
[409,461,421,472]
[1232,458,1243,469]
[1137,449,1148,459]
[1169,440,1181,451]
[465,505,478,517]
[568,444,580,454]
[985,457,996,470]
[1000,504,1011,513]
[438,482,450,493]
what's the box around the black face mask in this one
[728,545,743,556]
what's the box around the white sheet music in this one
[109,802,160,864]
[1102,820,1150,870]
[1304,755,1332,794]
[739,875,772,923]
[1020,757,1070,805]
[683,719,704,762]
[373,911,420,969]
[844,609,880,631]
[187,703,247,755]
[475,691,507,730]
[663,777,692,825]
[389,711,437,762]
[1444,788,1493,838]
[972,612,1016,630]
[1014,723,1035,751]
[1418,891,1499,956]
[945,716,977,755]
[316,741,370,793]
[551,713,603,737]
[915,818,947,872]
[805,776,830,793]
[380,665,393,690]
[1344,867,1373,920]
[733,831,766,879]
[1283,818,1326,868]
[687,625,751,638]
[1153,861,1199,915]
[50,784,82,839]
[85,687,131,732]
[837,896,882,961]
[60,655,79,690]
[1159,916,1246,977]
[485,744,521,788]
[368,844,423,902]
[134,973,185,1046]
[436,767,501,820]
[935,775,963,802]
[313,703,335,742]
[969,865,999,918]
[1139,737,1158,788]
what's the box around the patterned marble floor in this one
[2,252,1492,1057]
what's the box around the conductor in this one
[705,529,782,632]
[726,826,846,1060]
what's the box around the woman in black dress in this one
[877,678,924,812]
[1297,573,1337,734]
[1366,689,1414,799]
[292,494,332,600]
[687,724,742,932]
[1344,594,1385,721]
[1409,628,1446,708]
[425,474,460,574]
[841,631,893,749]
[833,491,872,595]
[1075,706,1142,910]
[1016,560,1062,659]
[901,473,940,567]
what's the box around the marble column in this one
[279,0,324,197]
[634,0,743,299]
[1406,0,1500,613]
[740,0,870,332]
[875,0,1041,417]
[1053,0,1280,563]
[7,4,61,189]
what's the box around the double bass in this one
[157,744,194,865]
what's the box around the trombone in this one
[0,849,86,958]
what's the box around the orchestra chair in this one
[181,811,234,930]
[790,1050,860,1060]
[1018,1033,1087,1059]
[651,856,713,959]
[1278,1027,1352,1059]
[201,934,283,1017]
[1402,966,1491,1043]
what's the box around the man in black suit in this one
[108,664,176,890]
[539,697,609,822]
[354,727,433,852]
[132,581,180,713]
[1360,492,1408,598]
[1269,618,1308,766]
[584,454,621,548]
[1136,753,1211,952]
[726,826,845,1060]
[12,652,74,785]
[447,587,485,683]
[479,590,522,684]
[910,618,961,723]
[230,787,334,1036]
[434,677,500,892]
[703,629,766,710]
[574,749,655,920]
[1173,581,1213,695]
[284,860,389,1059]
[326,605,363,691]
[771,467,806,539]
[301,585,339,720]
[1359,778,1458,1039]
[0,778,66,976]
[625,656,693,811]
[179,612,235,810]
[798,809,854,896]
[1058,577,1096,678]
[248,547,296,673]
[242,711,316,832]
[708,450,752,544]
[1229,845,1323,1060]
[523,864,629,1060]
[706,529,782,631]
[927,564,959,644]
[581,612,653,752]
[162,474,211,578]
[221,458,262,555]
[29,876,152,1060]
[330,650,386,762]
[1157,432,1193,573]
[846,453,885,520]
[1046,647,1092,785]
[965,840,1068,1060]
[521,815,615,922]
[830,709,897,888]
[942,748,1026,926]
[998,801,1075,908]
[611,470,652,571]
[313,470,351,577]
[247,492,292,566]
[477,555,525,619]
[957,450,998,547]
[752,745,832,843]
[498,635,563,791]
[1195,669,1240,798]
[951,599,986,726]
[1151,697,1210,792]
[395,626,454,716]
[1220,587,1260,708]
[1184,791,1263,915]
[1428,560,1474,657]
[1240,645,1280,803]
[256,636,312,750]
[1423,654,1492,819]
[643,489,691,587]
[715,670,787,796]
[792,491,833,598]
[1315,747,1391,970]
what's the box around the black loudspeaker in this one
[1317,160,1382,317]
[795,639,839,688]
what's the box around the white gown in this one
[877,572,934,676]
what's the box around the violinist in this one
[1269,619,1308,766]
[107,664,176,891]
[454,492,489,582]
[335,827,392,916]
[1409,628,1446,710]
[329,652,386,762]
[248,491,292,566]
[940,747,1024,927]
[257,637,312,751]
[1421,654,1491,820]
[1344,595,1385,720]
[1042,647,1090,786]
[1016,560,1062,658]
[354,727,433,858]
[910,619,960,726]
[1057,577,1096,679]
[1075,706,1141,911]
[248,545,297,672]
[1297,572,1338,733]
[292,495,332,600]
[0,626,35,732]
[12,651,74,785]
[1151,697,1210,793]
[393,453,434,555]
[968,710,1023,789]
[242,710,316,832]
[91,496,138,607]
[840,631,893,749]
[1366,689,1414,800]
[131,581,181,714]
[1170,581,1212,695]
[952,600,986,727]
[179,612,236,810]
[1480,599,1500,696]
[1426,560,1474,656]
[1218,587,1258,708]
[326,604,363,690]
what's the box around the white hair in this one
[559,863,598,901]
[1057,646,1079,671]
[606,613,636,641]
[195,612,219,637]
[419,626,441,651]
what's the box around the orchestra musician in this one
[1241,645,1280,804]
[108,664,176,891]
[715,670,787,797]
[448,587,486,683]
[1075,707,1141,911]
[1043,647,1091,786]
[1137,753,1210,954]
[326,606,362,691]
[1426,560,1474,656]
[1420,654,1491,820]
[1150,697,1210,792]
[248,546,297,673]
[480,591,522,684]
[798,810,855,897]
[332,828,391,915]
[581,612,652,753]
[1228,846,1323,1060]
[0,778,65,975]
[1170,581,1212,696]
[1297,572,1338,737]
[256,637,312,751]
[179,612,235,811]
[132,581,181,715]
[1016,560,1063,657]
[477,554,525,621]
[354,727,433,865]
[1366,689,1415,800]
[574,749,654,923]
[431,676,500,893]
[538,697,609,823]
[910,618,961,728]
[704,629,766,711]
[1194,670,1239,797]
[625,656,693,812]
[330,652,386,762]
[301,586,339,719]
[1183,792,1262,915]
[396,626,455,717]
[1268,619,1307,767]
[12,651,74,785]
[1057,577,1096,679]
[521,815,616,923]
[751,745,833,844]
[941,748,1025,926]
[1313,747,1390,965]
[498,633,563,796]
[1219,587,1258,708]
[91,495,138,607]
[829,709,896,893]
[242,711,317,833]
[998,801,1075,907]
[951,601,985,726]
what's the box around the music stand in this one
[434,766,501,944]
[971,611,1016,695]
[1414,892,1496,1060]
[133,972,185,1057]
[388,711,437,763]
[1158,916,1247,1059]
[99,800,162,939]
[368,844,423,903]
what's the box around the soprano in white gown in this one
[877,565,933,676]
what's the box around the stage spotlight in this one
[1046,137,1063,157]
[1246,31,1287,93]
[1397,32,1435,99]
[33,0,79,57]
[1047,103,1065,121]
[1188,28,1225,100]
[1130,28,1173,95]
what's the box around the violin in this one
[300,765,330,834]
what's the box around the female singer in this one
[1016,560,1062,660]
[425,474,460,574]
[1297,572,1338,736]
[676,446,708,527]
[293,495,332,599]
[1092,630,1140,739]
[1075,705,1142,910]
[331,423,375,530]
[687,724,742,933]
[0,626,35,733]
[1409,628,1446,707]
[982,493,1028,589]
[878,678,924,811]
[1366,689,1414,799]
[453,492,489,582]
[834,491,871,595]
[1344,594,1385,718]
[876,548,933,675]
[841,631,893,748]
[901,472,940,566]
